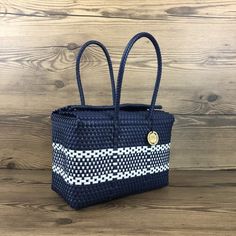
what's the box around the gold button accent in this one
[147,131,159,146]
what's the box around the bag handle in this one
[76,40,116,106]
[114,32,162,145]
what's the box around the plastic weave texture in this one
[51,32,175,209]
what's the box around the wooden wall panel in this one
[0,0,235,169]
[0,46,236,115]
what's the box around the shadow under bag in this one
[51,32,175,209]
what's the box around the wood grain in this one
[0,46,235,115]
[0,169,235,235]
[0,114,235,170]
[0,0,236,169]
[0,0,236,22]
[0,1,236,115]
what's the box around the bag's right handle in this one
[115,32,162,120]
[76,40,116,106]
[113,32,162,146]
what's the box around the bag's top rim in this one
[53,103,162,111]
[51,103,174,124]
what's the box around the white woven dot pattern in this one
[52,142,170,185]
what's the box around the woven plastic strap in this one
[114,32,162,145]
[76,40,116,106]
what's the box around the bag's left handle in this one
[76,40,116,106]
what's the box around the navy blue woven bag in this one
[51,32,175,209]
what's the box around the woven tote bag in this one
[51,32,175,209]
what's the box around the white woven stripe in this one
[52,142,170,159]
[52,164,169,185]
[52,142,170,186]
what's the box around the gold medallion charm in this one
[147,131,159,146]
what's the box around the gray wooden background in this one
[0,0,235,170]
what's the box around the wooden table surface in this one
[0,170,235,236]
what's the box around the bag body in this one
[51,32,175,209]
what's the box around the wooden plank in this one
[171,115,236,169]
[0,1,236,115]
[1,22,236,56]
[0,114,235,170]
[0,45,235,115]
[0,0,236,22]
[1,12,236,48]
[0,114,51,169]
[0,170,235,235]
